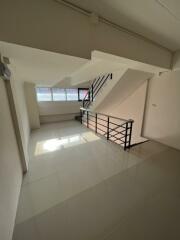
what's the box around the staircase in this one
[80,72,134,150]
[82,73,113,109]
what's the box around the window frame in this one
[36,87,53,102]
[52,88,67,101]
[78,88,90,102]
[36,87,87,102]
[66,88,79,101]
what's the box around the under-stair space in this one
[80,67,153,146]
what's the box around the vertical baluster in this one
[80,109,83,124]
[128,120,133,148]
[124,122,128,150]
[87,111,89,128]
[107,116,110,140]
[92,84,94,102]
[95,113,97,133]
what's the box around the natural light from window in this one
[35,131,100,156]
[36,87,89,102]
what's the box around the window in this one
[78,88,89,101]
[36,87,52,101]
[36,87,81,102]
[52,88,66,101]
[66,89,78,101]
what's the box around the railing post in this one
[95,113,97,133]
[128,120,133,148]
[124,122,128,150]
[80,109,83,124]
[87,111,89,128]
[91,84,94,102]
[107,116,110,140]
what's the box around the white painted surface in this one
[0,0,171,68]
[71,60,127,86]
[38,101,81,116]
[0,78,22,240]
[40,113,80,124]
[10,76,30,166]
[0,41,88,86]
[71,50,169,86]
[92,51,170,73]
[68,0,180,51]
[14,121,145,225]
[38,101,81,123]
[24,82,40,130]
[172,50,180,70]
[91,69,127,110]
[143,70,180,150]
[13,121,180,240]
[96,70,151,144]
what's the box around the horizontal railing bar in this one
[80,107,132,123]
[111,122,127,127]
[105,130,126,139]
[109,122,123,127]
[120,134,130,140]
[97,117,107,122]
[88,114,96,118]
[97,122,108,128]
[108,127,122,133]
[96,126,106,133]
[83,117,98,125]
[108,125,121,134]
[108,132,119,136]
[88,118,96,124]
[120,129,126,134]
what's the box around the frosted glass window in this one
[36,88,52,101]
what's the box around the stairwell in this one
[81,68,153,146]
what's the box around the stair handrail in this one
[80,107,134,150]
[82,73,112,108]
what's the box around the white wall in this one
[96,71,149,144]
[0,0,171,68]
[142,70,180,150]
[24,82,40,130]
[38,101,82,123]
[172,50,180,71]
[10,76,30,167]
[10,77,30,167]
[0,78,23,240]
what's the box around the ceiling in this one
[0,41,169,87]
[0,41,88,86]
[67,0,180,51]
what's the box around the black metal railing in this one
[80,108,134,150]
[83,73,112,109]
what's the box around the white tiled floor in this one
[13,121,180,240]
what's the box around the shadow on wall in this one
[96,69,153,145]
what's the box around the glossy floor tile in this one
[13,121,180,240]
